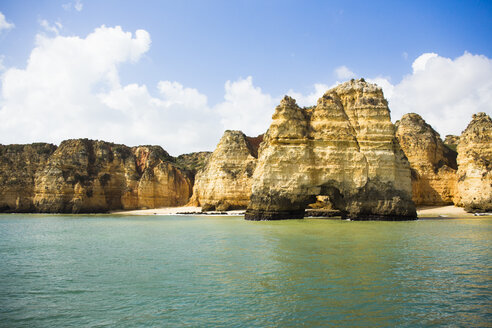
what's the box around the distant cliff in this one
[0,143,57,212]
[189,131,261,211]
[395,113,458,206]
[395,112,492,212]
[455,113,492,212]
[0,139,194,213]
[245,79,416,220]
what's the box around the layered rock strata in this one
[0,139,192,213]
[395,113,458,205]
[245,79,416,220]
[190,130,262,211]
[455,113,492,212]
[0,143,57,212]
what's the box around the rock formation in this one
[444,135,459,151]
[0,139,193,213]
[190,130,262,211]
[395,113,458,206]
[0,143,57,212]
[455,113,492,212]
[245,79,416,220]
[175,151,212,181]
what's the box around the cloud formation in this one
[62,0,83,12]
[0,25,272,154]
[39,19,63,35]
[286,83,331,107]
[0,26,156,147]
[215,76,276,137]
[0,24,490,155]
[379,52,492,137]
[0,12,14,32]
[335,65,356,80]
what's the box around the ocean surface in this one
[0,215,490,327]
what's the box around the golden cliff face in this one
[246,79,416,220]
[123,145,193,210]
[395,113,458,205]
[0,139,192,213]
[0,143,57,212]
[189,131,261,211]
[456,113,492,212]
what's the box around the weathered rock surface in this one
[0,143,57,212]
[245,79,416,220]
[175,151,212,180]
[190,130,262,211]
[0,139,193,213]
[455,113,492,212]
[395,113,458,206]
[444,135,459,151]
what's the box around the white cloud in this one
[0,25,225,155]
[0,12,14,32]
[63,0,83,12]
[286,83,332,107]
[214,76,276,137]
[158,81,207,109]
[334,65,356,80]
[366,76,395,99]
[333,53,492,138]
[40,19,62,35]
[411,52,438,73]
[389,52,492,137]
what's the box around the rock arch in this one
[245,79,416,220]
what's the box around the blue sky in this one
[0,0,491,154]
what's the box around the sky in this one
[0,0,491,155]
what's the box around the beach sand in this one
[416,205,484,218]
[112,205,491,218]
[417,205,492,218]
[111,206,244,216]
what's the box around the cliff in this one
[395,113,458,205]
[245,79,416,220]
[175,151,212,181]
[455,113,492,212]
[0,143,57,212]
[0,139,193,213]
[189,131,262,211]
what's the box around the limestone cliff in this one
[175,151,212,181]
[190,130,262,211]
[455,113,492,212]
[0,139,193,213]
[0,143,57,212]
[246,79,416,220]
[395,113,458,206]
[127,145,193,210]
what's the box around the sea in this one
[0,214,490,327]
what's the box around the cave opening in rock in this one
[306,183,347,218]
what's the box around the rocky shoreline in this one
[1,79,491,220]
[108,205,491,220]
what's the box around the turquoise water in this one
[0,215,490,327]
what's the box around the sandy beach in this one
[111,206,245,216]
[415,205,488,218]
[111,205,491,218]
